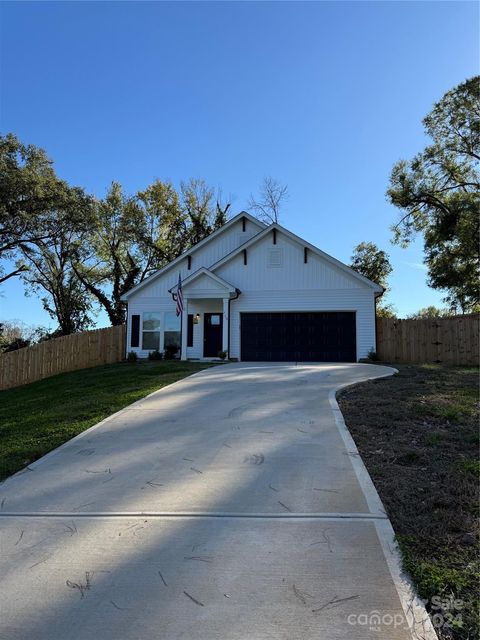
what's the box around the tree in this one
[180,179,230,244]
[248,177,288,224]
[407,306,454,319]
[0,320,36,352]
[0,133,92,285]
[376,303,397,319]
[73,179,231,326]
[18,230,95,335]
[72,182,143,326]
[350,241,393,290]
[387,76,480,312]
[350,241,395,317]
[136,179,187,273]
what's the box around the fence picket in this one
[0,325,127,390]
[376,314,479,365]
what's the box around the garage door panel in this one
[241,312,356,362]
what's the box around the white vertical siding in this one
[140,218,262,297]
[215,231,362,290]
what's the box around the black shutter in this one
[131,315,140,347]
[187,314,194,347]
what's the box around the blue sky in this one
[0,1,478,329]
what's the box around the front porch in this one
[175,268,240,361]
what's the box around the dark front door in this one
[204,313,223,357]
[240,312,356,362]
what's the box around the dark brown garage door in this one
[240,312,356,362]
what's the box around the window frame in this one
[163,311,181,352]
[141,311,161,351]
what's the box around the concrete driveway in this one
[0,363,436,640]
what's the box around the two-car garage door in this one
[240,312,356,362]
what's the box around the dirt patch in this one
[337,364,479,640]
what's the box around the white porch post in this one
[181,298,188,360]
[222,297,229,355]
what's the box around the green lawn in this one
[0,360,218,481]
[338,364,479,640]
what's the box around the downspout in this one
[374,289,383,357]
[124,302,129,359]
[228,288,241,358]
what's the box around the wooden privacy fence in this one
[0,325,126,390]
[377,315,479,365]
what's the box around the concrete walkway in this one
[0,363,436,639]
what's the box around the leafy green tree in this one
[18,230,95,335]
[73,179,231,326]
[387,77,480,312]
[350,241,395,317]
[0,133,92,285]
[180,178,230,244]
[350,241,393,289]
[72,182,142,326]
[136,179,187,272]
[407,306,454,319]
[0,133,95,333]
[376,303,397,319]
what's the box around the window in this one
[142,312,161,350]
[164,312,181,350]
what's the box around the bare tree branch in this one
[248,177,288,223]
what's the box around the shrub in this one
[148,350,163,361]
[126,351,138,362]
[217,350,227,361]
[164,345,179,360]
[367,348,380,361]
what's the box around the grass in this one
[337,364,479,640]
[0,360,218,481]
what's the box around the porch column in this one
[181,298,188,360]
[222,297,229,355]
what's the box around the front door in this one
[203,313,223,357]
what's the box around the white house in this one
[121,212,383,362]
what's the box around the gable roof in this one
[209,222,384,294]
[169,267,237,293]
[121,211,265,300]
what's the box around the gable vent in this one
[267,248,283,267]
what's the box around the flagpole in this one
[176,272,186,360]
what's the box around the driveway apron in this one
[0,363,436,639]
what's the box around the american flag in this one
[175,273,184,316]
